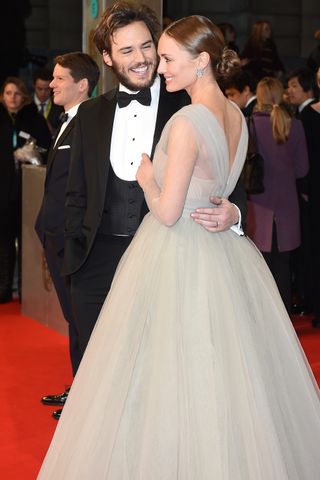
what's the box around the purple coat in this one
[247,112,308,252]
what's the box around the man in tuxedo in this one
[223,69,257,117]
[62,1,246,377]
[35,52,100,419]
[32,67,64,136]
[287,67,319,316]
[287,67,318,114]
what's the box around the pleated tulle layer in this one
[38,214,320,479]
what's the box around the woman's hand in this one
[136,153,154,190]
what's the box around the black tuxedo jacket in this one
[242,98,257,118]
[47,102,64,134]
[35,117,75,255]
[63,82,246,276]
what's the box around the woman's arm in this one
[136,115,198,226]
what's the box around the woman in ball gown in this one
[38,15,320,479]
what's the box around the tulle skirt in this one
[38,214,320,479]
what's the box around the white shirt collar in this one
[245,95,256,108]
[33,94,51,110]
[298,97,315,112]
[64,102,82,122]
[34,95,50,107]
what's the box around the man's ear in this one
[103,50,112,67]
[78,78,89,94]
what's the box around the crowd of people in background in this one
[217,21,320,326]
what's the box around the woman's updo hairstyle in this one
[164,15,240,79]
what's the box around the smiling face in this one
[2,83,24,113]
[157,33,199,93]
[103,21,158,91]
[50,64,86,110]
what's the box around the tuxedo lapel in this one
[96,91,117,200]
[46,118,75,175]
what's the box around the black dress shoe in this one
[52,408,63,420]
[312,317,320,328]
[41,387,70,406]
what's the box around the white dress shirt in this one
[110,75,160,181]
[34,95,51,117]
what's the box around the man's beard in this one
[111,60,158,91]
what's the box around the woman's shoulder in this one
[170,104,207,124]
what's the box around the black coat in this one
[0,102,51,213]
[35,117,75,254]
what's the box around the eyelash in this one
[123,45,151,55]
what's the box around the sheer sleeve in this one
[143,115,198,226]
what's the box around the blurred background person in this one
[33,68,64,136]
[287,67,318,114]
[35,52,100,420]
[246,77,309,313]
[241,20,285,81]
[223,69,257,116]
[307,29,320,73]
[300,67,320,327]
[287,67,319,313]
[218,22,240,54]
[0,77,51,303]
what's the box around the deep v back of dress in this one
[153,103,247,217]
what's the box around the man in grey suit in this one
[62,1,245,396]
[35,52,100,419]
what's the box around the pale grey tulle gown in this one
[38,104,320,479]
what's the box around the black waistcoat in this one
[99,166,145,236]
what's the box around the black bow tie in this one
[117,88,151,108]
[59,112,69,123]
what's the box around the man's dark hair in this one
[33,67,52,84]
[93,1,160,55]
[54,52,100,97]
[287,67,319,97]
[222,69,257,94]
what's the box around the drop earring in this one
[196,67,204,78]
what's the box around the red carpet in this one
[0,301,72,479]
[0,302,319,479]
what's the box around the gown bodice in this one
[153,104,248,217]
